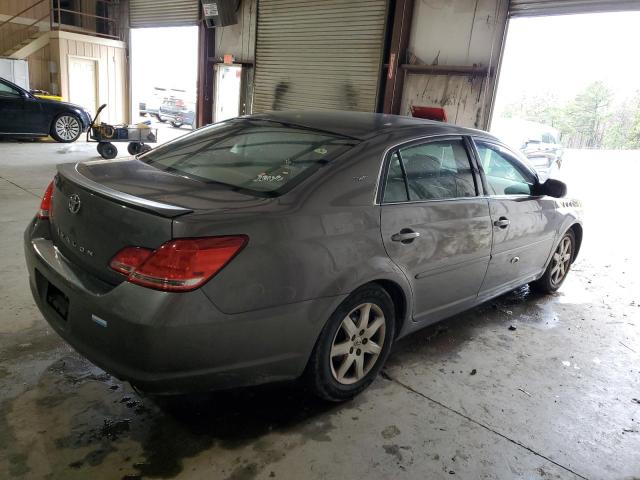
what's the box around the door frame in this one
[67,55,99,115]
[213,63,243,123]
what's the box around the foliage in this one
[502,82,640,149]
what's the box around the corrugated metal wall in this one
[510,0,640,17]
[253,0,388,113]
[129,0,200,28]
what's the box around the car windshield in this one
[142,119,357,196]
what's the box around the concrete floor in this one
[0,137,638,479]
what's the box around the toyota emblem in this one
[68,194,81,214]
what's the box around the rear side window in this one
[142,119,357,196]
[475,141,534,196]
[383,152,408,203]
[0,82,20,97]
[382,139,477,202]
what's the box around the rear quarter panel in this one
[171,139,413,317]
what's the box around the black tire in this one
[140,112,147,117]
[306,285,395,402]
[127,142,142,155]
[99,142,117,160]
[530,229,575,294]
[50,113,83,143]
[170,121,183,128]
[139,144,152,154]
[155,114,167,123]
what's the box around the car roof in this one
[249,110,499,142]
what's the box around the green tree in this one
[625,92,640,149]
[564,81,612,148]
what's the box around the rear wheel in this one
[155,114,167,123]
[307,285,395,401]
[51,113,82,142]
[170,121,183,128]
[127,142,143,155]
[531,229,575,293]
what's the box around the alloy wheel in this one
[550,235,572,286]
[55,115,81,141]
[330,302,386,385]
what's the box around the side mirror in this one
[534,178,567,198]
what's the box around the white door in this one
[214,64,242,122]
[68,57,98,117]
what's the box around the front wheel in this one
[306,285,395,402]
[155,114,167,123]
[530,229,575,293]
[51,113,83,142]
[98,142,117,159]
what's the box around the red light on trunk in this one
[109,246,153,275]
[37,181,54,219]
[110,236,248,292]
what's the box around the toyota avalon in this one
[24,111,583,401]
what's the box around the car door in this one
[380,136,492,324]
[0,80,26,134]
[0,79,48,135]
[473,139,558,298]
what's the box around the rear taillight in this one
[110,236,248,292]
[109,246,153,275]
[37,181,54,219]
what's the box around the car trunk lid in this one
[51,159,268,285]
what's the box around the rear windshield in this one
[142,119,358,196]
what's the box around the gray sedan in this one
[24,111,583,401]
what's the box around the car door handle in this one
[493,217,510,229]
[391,229,420,243]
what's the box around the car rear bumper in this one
[24,219,344,394]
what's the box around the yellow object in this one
[34,94,63,101]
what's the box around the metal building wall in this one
[510,0,640,16]
[399,0,509,129]
[129,0,200,28]
[252,0,388,113]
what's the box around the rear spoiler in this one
[57,163,193,218]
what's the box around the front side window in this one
[142,119,358,196]
[475,141,534,196]
[387,139,477,201]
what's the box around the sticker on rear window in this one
[254,173,284,183]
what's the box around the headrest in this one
[403,154,441,176]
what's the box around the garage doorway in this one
[68,57,98,118]
[491,11,640,180]
[130,26,199,142]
